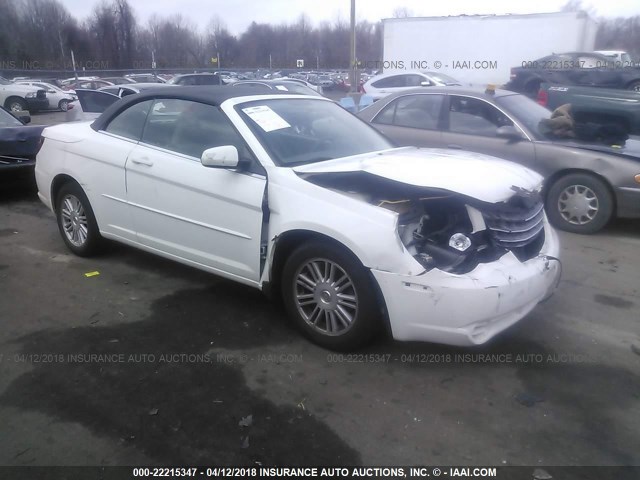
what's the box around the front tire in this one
[55,183,103,256]
[545,173,613,234]
[6,97,27,112]
[58,99,69,112]
[281,241,381,351]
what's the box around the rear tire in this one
[55,182,103,256]
[281,241,381,351]
[545,173,613,234]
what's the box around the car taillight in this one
[510,68,516,80]
[537,89,548,107]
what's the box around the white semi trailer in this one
[381,12,598,86]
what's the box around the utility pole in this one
[349,0,357,93]
[71,50,78,81]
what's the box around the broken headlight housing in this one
[391,192,545,274]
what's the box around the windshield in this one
[0,108,23,127]
[236,99,393,166]
[495,94,551,139]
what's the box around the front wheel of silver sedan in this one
[281,241,382,351]
[55,183,103,256]
[545,173,614,234]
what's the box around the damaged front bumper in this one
[372,224,561,346]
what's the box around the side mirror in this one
[201,145,239,168]
[420,81,433,87]
[496,125,524,140]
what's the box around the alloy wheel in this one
[293,258,358,336]
[60,194,89,247]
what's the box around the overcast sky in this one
[58,0,640,33]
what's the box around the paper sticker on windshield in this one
[275,85,288,91]
[242,105,290,132]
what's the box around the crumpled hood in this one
[293,147,543,203]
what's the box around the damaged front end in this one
[301,171,547,275]
[391,192,546,274]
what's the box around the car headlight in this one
[449,233,472,252]
[25,92,37,98]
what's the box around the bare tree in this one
[392,7,415,18]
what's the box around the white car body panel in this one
[38,123,137,242]
[126,142,266,282]
[36,93,560,347]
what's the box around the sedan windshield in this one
[236,99,393,166]
[495,94,551,139]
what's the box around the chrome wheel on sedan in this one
[61,194,89,246]
[557,184,599,225]
[55,182,103,256]
[293,258,358,336]
[282,242,381,350]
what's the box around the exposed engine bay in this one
[301,171,546,274]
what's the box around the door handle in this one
[447,144,463,149]
[131,157,153,166]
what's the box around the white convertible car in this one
[35,86,561,350]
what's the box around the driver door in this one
[126,99,267,284]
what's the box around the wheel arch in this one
[264,229,392,335]
[4,96,26,109]
[51,174,82,213]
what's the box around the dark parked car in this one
[231,80,323,96]
[357,86,640,234]
[0,107,45,170]
[537,83,640,136]
[506,51,640,97]
[168,73,224,86]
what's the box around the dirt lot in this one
[0,112,639,469]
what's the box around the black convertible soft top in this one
[91,86,292,131]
